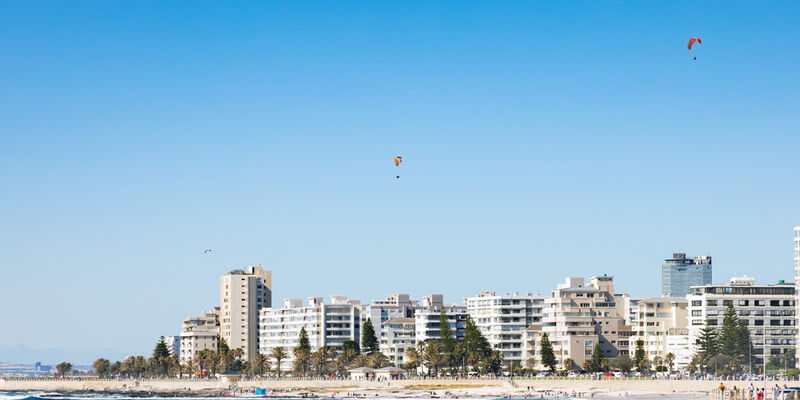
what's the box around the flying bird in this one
[203,249,213,254]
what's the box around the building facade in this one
[220,265,272,361]
[662,253,712,297]
[380,318,416,367]
[525,276,631,371]
[164,335,180,357]
[258,296,361,370]
[360,294,417,350]
[465,291,544,368]
[687,276,796,365]
[179,307,220,364]
[414,295,467,343]
[628,297,689,368]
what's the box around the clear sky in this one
[1,1,799,364]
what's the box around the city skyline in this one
[2,1,800,363]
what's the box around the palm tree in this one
[251,353,268,376]
[368,352,391,369]
[293,350,311,376]
[230,348,244,361]
[563,358,575,372]
[664,353,675,374]
[310,350,329,376]
[269,347,287,377]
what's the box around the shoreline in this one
[0,378,745,398]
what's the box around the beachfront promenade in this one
[0,376,784,398]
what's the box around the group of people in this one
[717,382,799,400]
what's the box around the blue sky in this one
[1,1,799,364]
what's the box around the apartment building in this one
[380,318,416,367]
[219,265,272,361]
[662,252,712,297]
[628,297,689,367]
[164,335,180,357]
[258,296,361,370]
[179,307,220,364]
[414,295,467,342]
[524,276,631,371]
[687,276,796,365]
[360,294,417,349]
[465,291,544,368]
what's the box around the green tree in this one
[293,327,312,375]
[368,352,392,368]
[292,349,311,376]
[718,306,740,362]
[609,354,633,374]
[664,353,676,374]
[342,340,361,362]
[695,319,718,374]
[251,353,269,376]
[361,318,379,354]
[461,316,491,372]
[588,343,605,373]
[297,327,311,353]
[422,339,445,376]
[56,362,72,378]
[404,347,420,374]
[218,337,230,358]
[562,357,575,372]
[539,333,556,373]
[486,350,503,375]
[439,310,456,368]
[269,347,287,377]
[634,340,647,372]
[93,358,111,378]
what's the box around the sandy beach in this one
[0,377,754,398]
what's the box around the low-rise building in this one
[465,291,544,368]
[628,297,688,364]
[179,308,220,364]
[688,276,796,365]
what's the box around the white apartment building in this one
[628,297,689,367]
[360,294,417,349]
[688,276,796,365]
[465,291,544,368]
[794,226,800,367]
[164,335,180,357]
[220,265,272,361]
[414,295,467,342]
[380,318,416,367]
[179,307,220,364]
[525,276,632,371]
[259,296,361,370]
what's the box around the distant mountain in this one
[0,345,129,365]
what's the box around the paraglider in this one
[688,37,701,60]
[393,156,402,178]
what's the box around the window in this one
[692,300,702,307]
[692,310,702,316]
